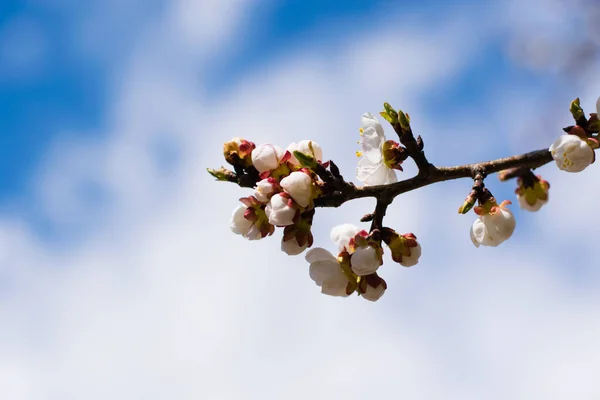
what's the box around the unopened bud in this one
[382,102,399,124]
[207,167,236,182]
[570,98,584,122]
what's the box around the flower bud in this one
[251,144,285,173]
[230,205,260,240]
[382,140,405,171]
[287,140,323,166]
[207,167,236,182]
[281,236,308,256]
[470,200,516,247]
[549,134,594,173]
[359,274,387,302]
[253,178,278,203]
[223,138,255,167]
[350,245,382,275]
[265,193,297,226]
[280,171,314,208]
[384,231,422,267]
[515,175,549,212]
[570,98,584,121]
[230,197,274,240]
[281,212,314,256]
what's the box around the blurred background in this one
[1,0,599,398]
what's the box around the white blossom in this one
[251,144,285,173]
[549,134,594,173]
[470,204,516,248]
[254,178,277,203]
[330,224,362,252]
[350,246,381,276]
[280,171,313,208]
[281,237,308,256]
[265,193,296,226]
[287,140,323,165]
[230,205,262,240]
[305,248,349,297]
[355,113,397,186]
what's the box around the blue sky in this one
[1,0,600,398]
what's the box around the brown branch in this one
[390,121,434,176]
[314,148,554,208]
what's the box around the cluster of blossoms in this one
[306,224,421,301]
[210,97,599,300]
[225,138,323,255]
[215,127,422,301]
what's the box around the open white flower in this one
[330,224,362,252]
[470,201,516,247]
[305,248,350,297]
[251,144,285,173]
[287,140,323,165]
[355,113,397,186]
[280,171,313,208]
[549,134,594,173]
[265,193,297,226]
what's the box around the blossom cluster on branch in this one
[208,97,600,301]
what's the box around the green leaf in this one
[379,111,393,124]
[570,98,584,121]
[293,151,318,169]
[458,197,475,214]
[398,110,410,130]
[383,102,398,124]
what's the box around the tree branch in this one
[314,148,554,208]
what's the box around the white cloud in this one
[2,2,600,399]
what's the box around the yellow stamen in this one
[356,151,363,157]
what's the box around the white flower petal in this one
[305,247,337,264]
[470,219,485,248]
[517,194,547,212]
[230,205,252,235]
[549,134,594,173]
[400,243,421,267]
[361,127,385,163]
[321,283,350,297]
[356,158,397,186]
[280,171,313,208]
[265,194,296,226]
[362,283,385,302]
[251,144,284,173]
[350,246,380,276]
[361,112,385,137]
[330,224,361,252]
